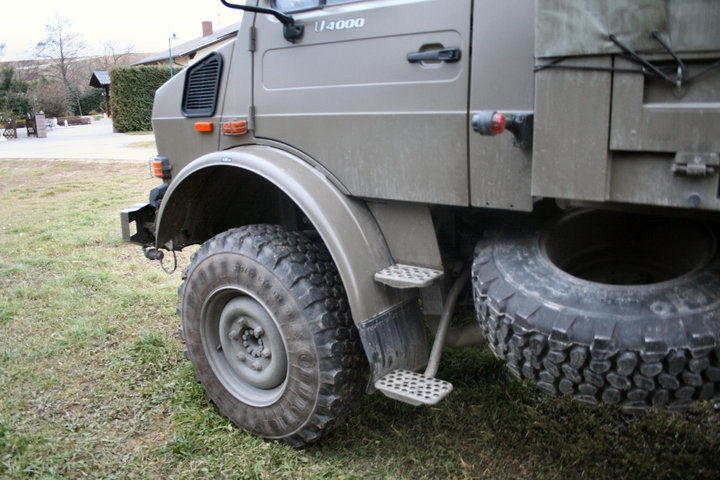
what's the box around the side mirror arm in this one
[220,0,304,43]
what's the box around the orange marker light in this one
[195,122,214,133]
[222,120,248,135]
[150,157,171,179]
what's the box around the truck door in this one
[252,0,472,206]
[468,0,535,211]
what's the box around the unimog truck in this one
[121,0,720,445]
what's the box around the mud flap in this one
[357,298,429,389]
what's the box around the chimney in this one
[202,21,213,37]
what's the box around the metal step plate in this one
[374,264,443,289]
[374,369,453,406]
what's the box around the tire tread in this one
[179,225,366,446]
[472,226,720,411]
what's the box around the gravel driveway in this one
[0,117,157,162]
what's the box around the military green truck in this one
[121,0,720,445]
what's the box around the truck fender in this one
[155,145,428,381]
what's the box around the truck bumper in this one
[120,202,157,245]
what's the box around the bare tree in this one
[98,41,135,70]
[29,79,69,118]
[34,15,86,115]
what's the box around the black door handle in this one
[407,48,461,63]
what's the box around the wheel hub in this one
[228,320,273,370]
[210,295,288,393]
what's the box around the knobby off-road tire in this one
[178,225,366,446]
[473,209,720,412]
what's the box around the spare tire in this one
[472,209,720,411]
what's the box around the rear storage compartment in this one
[531,0,720,211]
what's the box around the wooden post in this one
[104,86,111,117]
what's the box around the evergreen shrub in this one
[110,66,173,132]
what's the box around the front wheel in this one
[473,209,720,411]
[179,225,366,445]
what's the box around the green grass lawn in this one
[0,159,719,479]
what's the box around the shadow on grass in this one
[314,346,720,479]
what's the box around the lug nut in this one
[251,361,262,371]
[253,326,264,337]
[236,353,246,362]
[229,329,240,340]
[262,349,271,358]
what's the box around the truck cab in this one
[122,0,720,445]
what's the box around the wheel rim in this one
[540,210,717,285]
[200,288,288,407]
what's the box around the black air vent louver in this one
[182,52,223,118]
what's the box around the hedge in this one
[110,66,174,132]
[75,89,104,116]
[57,116,92,126]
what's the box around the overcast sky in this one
[0,0,245,60]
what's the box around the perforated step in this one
[374,264,443,289]
[374,369,453,406]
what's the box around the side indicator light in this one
[195,122,214,133]
[222,120,249,136]
[490,112,506,135]
[471,111,506,136]
[150,156,172,179]
[472,110,534,148]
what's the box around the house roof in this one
[133,22,242,66]
[89,70,111,88]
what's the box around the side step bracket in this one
[373,268,468,406]
[374,369,453,406]
[374,264,443,289]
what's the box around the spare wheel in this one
[472,209,720,411]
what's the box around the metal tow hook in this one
[142,246,177,274]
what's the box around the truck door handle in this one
[407,48,461,63]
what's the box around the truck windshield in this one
[273,0,319,12]
[273,0,360,12]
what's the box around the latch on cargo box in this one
[672,152,720,177]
